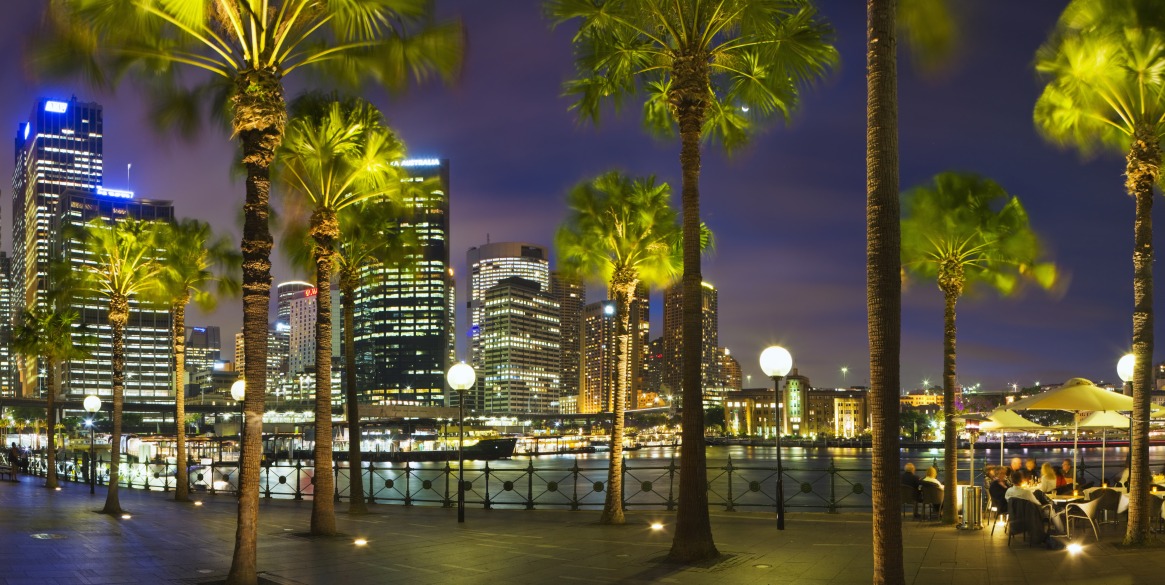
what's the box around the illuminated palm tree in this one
[37,4,460,578]
[12,301,88,490]
[275,93,406,535]
[153,219,239,502]
[556,171,706,525]
[901,172,1056,524]
[545,0,836,561]
[76,218,168,516]
[1033,0,1165,545]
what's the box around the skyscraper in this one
[549,271,584,413]
[0,253,13,397]
[286,286,342,376]
[480,277,561,414]
[276,281,314,325]
[55,188,174,400]
[12,97,104,395]
[354,158,453,406]
[662,281,721,406]
[185,326,222,394]
[580,300,617,414]
[465,241,549,410]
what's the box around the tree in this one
[276,93,406,535]
[12,304,87,490]
[37,3,460,580]
[866,0,955,580]
[546,0,836,561]
[153,219,239,502]
[1033,0,1165,545]
[556,171,702,524]
[75,218,168,516]
[901,172,1057,523]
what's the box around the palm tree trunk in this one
[342,269,367,514]
[601,276,636,525]
[667,57,718,563]
[941,290,957,524]
[174,297,190,501]
[1124,125,1159,546]
[867,0,904,582]
[228,68,284,585]
[102,296,128,515]
[310,211,339,536]
[45,358,58,490]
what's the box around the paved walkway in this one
[1,476,1163,584]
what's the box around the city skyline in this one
[0,1,1156,393]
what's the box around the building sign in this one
[96,187,134,199]
[44,101,69,113]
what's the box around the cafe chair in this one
[1090,488,1122,528]
[1149,494,1164,533]
[1007,498,1047,547]
[920,482,943,521]
[1065,498,1101,542]
[900,484,920,519]
[988,485,1009,536]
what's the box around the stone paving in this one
[2,476,1164,584]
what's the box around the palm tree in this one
[556,171,703,524]
[901,172,1057,523]
[866,1,955,580]
[545,0,836,561]
[75,218,168,516]
[37,4,460,579]
[153,219,240,502]
[276,93,406,535]
[1033,0,1165,545]
[12,302,88,490]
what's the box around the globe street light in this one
[446,362,476,524]
[760,345,793,530]
[231,379,245,491]
[83,395,101,495]
[1117,353,1135,396]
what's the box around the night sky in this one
[0,1,1157,394]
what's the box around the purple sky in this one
[0,1,1157,393]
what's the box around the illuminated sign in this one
[96,187,134,199]
[394,158,441,167]
[304,288,318,297]
[193,327,205,332]
[23,123,29,140]
[44,100,69,113]
[276,322,291,332]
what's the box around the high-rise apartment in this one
[662,281,721,406]
[0,253,13,397]
[465,242,549,410]
[12,97,104,395]
[185,326,222,394]
[286,285,342,376]
[549,271,584,413]
[354,158,453,406]
[480,277,561,413]
[580,300,616,414]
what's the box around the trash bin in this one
[959,485,983,530]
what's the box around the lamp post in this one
[446,363,476,524]
[83,395,101,495]
[1117,353,1135,396]
[760,345,793,530]
[231,379,245,491]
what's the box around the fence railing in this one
[13,452,1160,513]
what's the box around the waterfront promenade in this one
[2,478,1163,584]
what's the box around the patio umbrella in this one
[979,409,1046,466]
[1005,378,1135,487]
[1077,410,1131,484]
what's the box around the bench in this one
[0,465,15,482]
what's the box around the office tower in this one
[276,281,314,325]
[12,97,104,395]
[0,253,12,397]
[643,336,664,402]
[628,284,649,409]
[466,241,549,411]
[185,326,222,394]
[580,300,617,414]
[235,326,288,395]
[55,189,174,400]
[480,277,561,413]
[662,281,721,406]
[286,286,343,376]
[354,158,453,406]
[718,348,742,393]
[549,271,584,413]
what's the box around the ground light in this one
[650,522,664,531]
[354,539,368,546]
[121,514,132,520]
[1067,543,1083,555]
[193,501,203,506]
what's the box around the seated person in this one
[922,466,943,488]
[1006,471,1064,534]
[902,462,922,490]
[1009,456,1024,481]
[1023,458,1038,482]
[988,467,1010,514]
[1039,463,1058,494]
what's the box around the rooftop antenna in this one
[127,163,132,188]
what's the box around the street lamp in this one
[83,395,101,495]
[446,362,476,524]
[760,345,793,530]
[231,379,245,489]
[1117,353,1135,396]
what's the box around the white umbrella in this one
[979,409,1046,466]
[1005,378,1135,487]
[1077,410,1132,484]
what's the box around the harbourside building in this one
[549,270,584,413]
[480,277,561,414]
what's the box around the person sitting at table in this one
[922,466,943,488]
[1023,458,1038,482]
[989,467,1010,516]
[902,462,921,488]
[1039,463,1058,493]
[1006,471,1064,534]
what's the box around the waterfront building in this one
[276,281,314,324]
[286,286,343,377]
[782,368,811,435]
[54,188,174,400]
[354,158,453,407]
[185,326,221,394]
[662,281,721,404]
[580,300,616,414]
[467,242,549,410]
[0,253,13,397]
[642,337,664,404]
[11,97,104,395]
[724,382,871,439]
[719,348,743,393]
[235,326,289,395]
[549,270,584,413]
[900,392,943,409]
[481,277,561,413]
